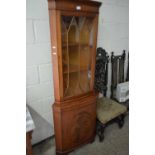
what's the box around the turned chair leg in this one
[97,121,105,142]
[117,114,125,128]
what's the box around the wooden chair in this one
[95,48,127,142]
[111,50,126,99]
[126,53,129,82]
[111,51,129,109]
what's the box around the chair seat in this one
[97,97,127,124]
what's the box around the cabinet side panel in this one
[49,10,63,101]
[53,104,63,151]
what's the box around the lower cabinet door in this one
[53,94,97,153]
[62,103,96,150]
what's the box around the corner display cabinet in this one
[47,0,102,154]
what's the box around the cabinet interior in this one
[61,16,95,97]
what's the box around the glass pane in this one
[61,16,94,98]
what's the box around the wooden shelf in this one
[62,42,91,48]
[63,64,88,74]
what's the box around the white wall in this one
[26,0,129,144]
[26,0,54,144]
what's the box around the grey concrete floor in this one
[33,115,129,155]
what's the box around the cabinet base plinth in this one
[56,151,68,155]
[56,135,95,155]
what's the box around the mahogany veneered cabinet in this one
[47,0,102,154]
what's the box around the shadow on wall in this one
[27,105,54,145]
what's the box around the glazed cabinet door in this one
[61,14,98,99]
